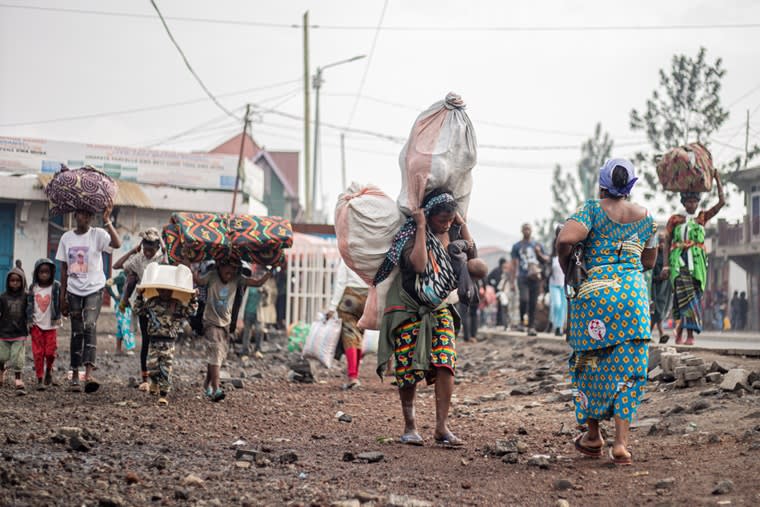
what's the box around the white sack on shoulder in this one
[334,182,406,285]
[397,92,477,217]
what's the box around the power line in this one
[345,0,388,127]
[141,106,245,148]
[149,0,239,120]
[479,140,649,151]
[0,78,300,128]
[3,4,759,32]
[324,92,650,139]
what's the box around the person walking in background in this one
[738,291,748,330]
[458,278,482,343]
[729,291,739,330]
[326,258,369,389]
[548,225,567,337]
[487,258,509,328]
[650,232,673,344]
[106,271,134,355]
[114,229,163,391]
[197,261,270,402]
[557,158,657,465]
[56,206,121,393]
[27,259,61,389]
[511,223,548,336]
[240,285,262,358]
[133,273,198,406]
[0,268,29,393]
[662,173,725,345]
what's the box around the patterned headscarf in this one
[373,193,457,285]
[598,158,638,197]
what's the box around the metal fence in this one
[285,243,341,326]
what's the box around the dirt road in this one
[1,324,759,506]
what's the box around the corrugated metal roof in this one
[37,174,153,208]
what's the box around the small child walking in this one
[0,268,29,392]
[106,271,135,355]
[196,261,269,402]
[133,271,197,406]
[26,259,61,390]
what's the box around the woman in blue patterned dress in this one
[557,159,657,465]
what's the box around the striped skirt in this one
[673,267,703,333]
[393,307,456,388]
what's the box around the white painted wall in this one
[11,200,50,278]
[729,260,748,295]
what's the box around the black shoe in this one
[527,328,537,337]
[554,327,562,336]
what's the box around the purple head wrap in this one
[599,158,638,197]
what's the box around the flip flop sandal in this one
[211,388,226,402]
[84,379,100,394]
[574,433,603,458]
[399,433,424,446]
[659,334,670,344]
[434,433,465,448]
[608,447,633,466]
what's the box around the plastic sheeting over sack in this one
[334,183,405,285]
[397,92,477,217]
[44,165,117,215]
[656,143,714,193]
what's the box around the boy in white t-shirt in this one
[55,206,122,393]
[26,258,62,389]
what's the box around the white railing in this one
[285,243,341,326]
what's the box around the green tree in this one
[536,123,613,246]
[629,47,729,212]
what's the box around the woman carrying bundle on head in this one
[662,174,725,345]
[376,188,483,448]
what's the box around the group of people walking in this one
[325,157,721,464]
[0,207,274,405]
[1,154,727,465]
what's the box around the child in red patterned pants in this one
[26,259,62,389]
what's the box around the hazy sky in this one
[2,0,759,236]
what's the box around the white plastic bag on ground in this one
[397,92,477,217]
[335,183,405,284]
[302,316,342,369]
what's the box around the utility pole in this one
[312,66,322,221]
[311,55,365,224]
[302,11,311,222]
[231,103,251,215]
[745,109,750,170]
[340,132,347,190]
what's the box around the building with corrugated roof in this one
[0,134,298,291]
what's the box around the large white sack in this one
[397,92,477,217]
[357,269,398,331]
[334,183,406,285]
